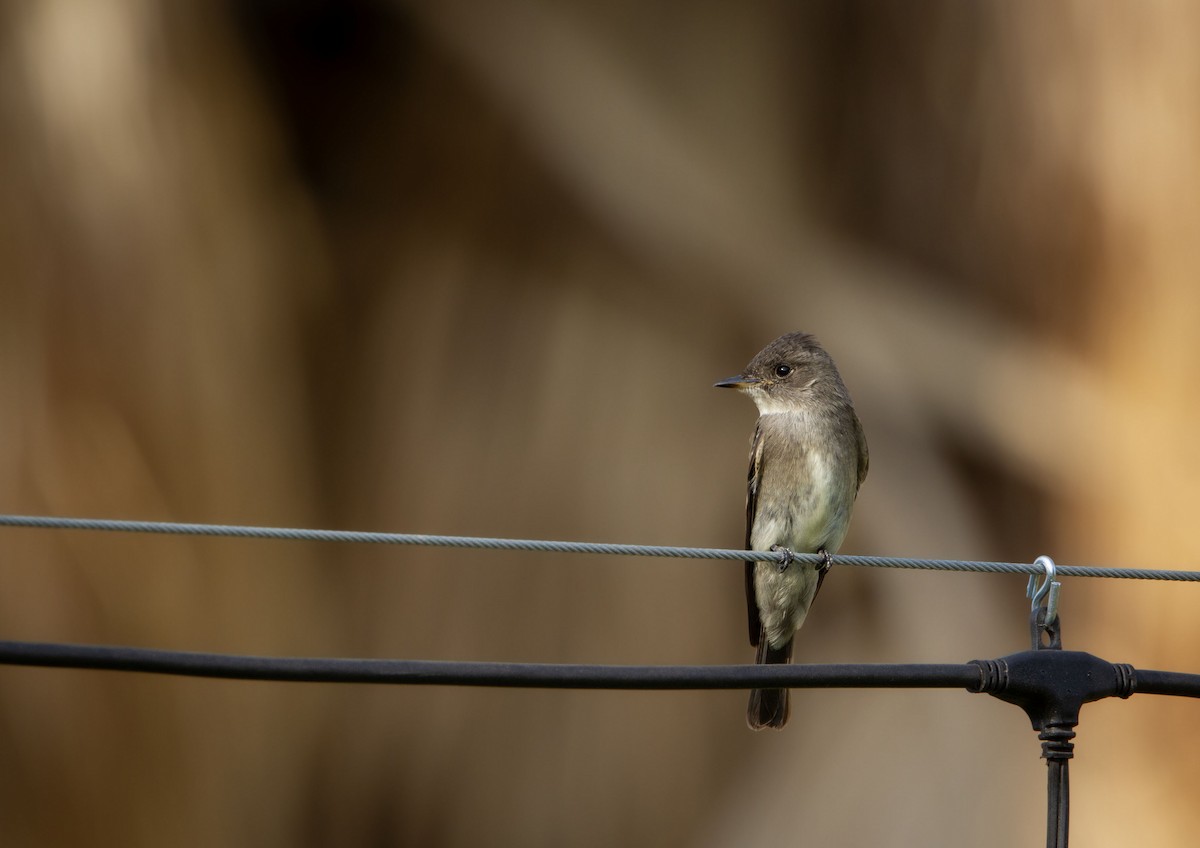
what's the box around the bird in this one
[715,332,868,729]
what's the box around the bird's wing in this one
[812,407,867,605]
[745,420,765,647]
[853,408,869,494]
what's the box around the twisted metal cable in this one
[0,513,1197,582]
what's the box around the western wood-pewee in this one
[716,332,868,730]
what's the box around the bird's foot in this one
[818,548,833,573]
[770,545,795,572]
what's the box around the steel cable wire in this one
[1,514,1198,581]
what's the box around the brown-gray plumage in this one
[715,332,868,729]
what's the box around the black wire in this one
[0,640,983,689]
[7,639,1200,848]
[1047,760,1069,848]
[6,641,1200,702]
[1127,669,1200,698]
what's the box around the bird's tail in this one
[747,633,792,730]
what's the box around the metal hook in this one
[1026,555,1060,625]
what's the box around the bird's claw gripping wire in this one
[768,546,831,573]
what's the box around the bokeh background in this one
[2,1,1199,845]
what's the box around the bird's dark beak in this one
[714,374,760,389]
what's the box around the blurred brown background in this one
[1,1,1199,845]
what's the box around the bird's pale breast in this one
[750,411,858,646]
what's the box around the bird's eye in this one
[774,364,792,378]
